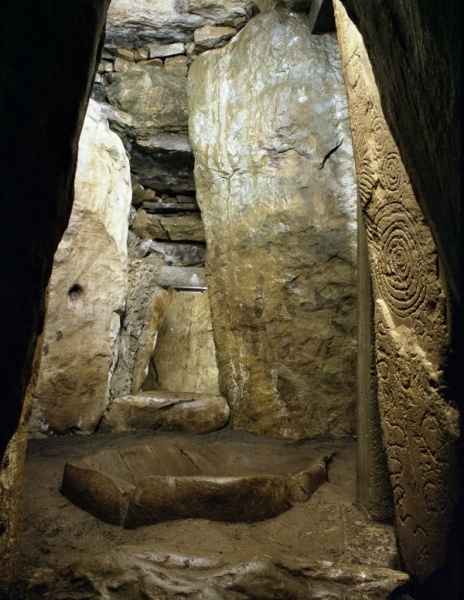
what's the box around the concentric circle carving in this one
[370,112,385,159]
[372,201,427,319]
[379,152,402,192]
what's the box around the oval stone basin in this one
[61,436,333,528]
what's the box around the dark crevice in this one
[319,138,343,169]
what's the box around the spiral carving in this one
[379,152,403,192]
[335,4,455,581]
[372,201,427,319]
[370,112,385,160]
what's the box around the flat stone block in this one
[101,391,230,434]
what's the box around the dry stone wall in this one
[189,7,358,440]
[94,0,259,405]
[334,1,460,582]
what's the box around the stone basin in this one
[61,436,333,528]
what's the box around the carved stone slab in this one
[334,1,459,581]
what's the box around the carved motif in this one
[334,1,459,582]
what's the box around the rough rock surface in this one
[130,133,195,192]
[136,240,206,266]
[110,263,172,399]
[194,24,237,49]
[189,9,357,439]
[153,265,207,289]
[0,332,43,588]
[17,433,408,599]
[61,437,330,527]
[105,0,256,46]
[23,556,407,600]
[32,100,132,434]
[132,208,205,241]
[101,391,230,433]
[334,2,460,582]
[149,291,221,395]
[106,63,188,135]
[102,64,195,193]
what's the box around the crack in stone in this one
[319,138,343,169]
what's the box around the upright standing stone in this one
[150,291,221,395]
[356,200,393,522]
[32,100,132,434]
[334,1,459,581]
[189,8,357,439]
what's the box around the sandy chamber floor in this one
[16,430,408,599]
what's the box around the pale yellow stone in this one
[149,291,220,395]
[32,101,132,433]
[189,10,358,439]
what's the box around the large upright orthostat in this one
[189,8,357,439]
[334,1,460,581]
[32,100,132,433]
[0,1,111,586]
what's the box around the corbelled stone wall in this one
[189,8,358,440]
[31,100,132,434]
[334,1,460,582]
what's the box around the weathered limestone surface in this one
[153,265,207,289]
[194,24,237,50]
[101,391,230,433]
[102,63,195,194]
[149,291,221,395]
[189,9,357,439]
[334,2,460,582]
[32,100,132,434]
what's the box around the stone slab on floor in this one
[61,436,331,528]
[101,391,230,434]
[17,432,407,598]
